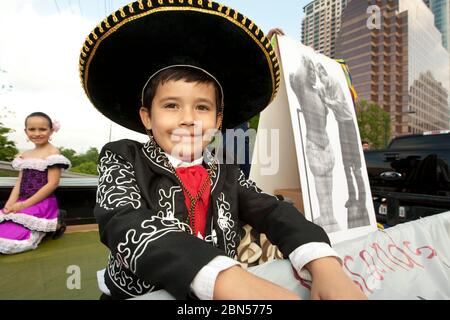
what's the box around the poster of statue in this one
[276,35,377,243]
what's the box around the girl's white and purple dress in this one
[0,155,71,254]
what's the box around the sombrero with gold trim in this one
[79,0,280,133]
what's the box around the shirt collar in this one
[164,152,204,168]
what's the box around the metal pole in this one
[384,117,388,148]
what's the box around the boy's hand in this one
[310,268,367,300]
[306,257,367,300]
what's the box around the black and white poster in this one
[250,35,377,244]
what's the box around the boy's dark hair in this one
[142,66,223,115]
[25,112,53,129]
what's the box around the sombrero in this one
[79,0,280,133]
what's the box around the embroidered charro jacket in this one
[95,138,330,299]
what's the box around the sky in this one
[0,0,311,153]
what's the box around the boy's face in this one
[140,79,221,161]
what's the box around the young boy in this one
[80,0,366,300]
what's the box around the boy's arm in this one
[213,265,299,300]
[235,168,366,299]
[211,254,365,300]
[191,255,300,300]
[306,257,367,299]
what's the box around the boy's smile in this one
[140,79,221,162]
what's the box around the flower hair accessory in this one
[52,120,61,133]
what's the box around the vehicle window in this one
[389,134,450,149]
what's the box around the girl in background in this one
[0,112,70,254]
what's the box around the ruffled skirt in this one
[0,196,59,254]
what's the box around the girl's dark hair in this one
[25,112,53,129]
[142,66,223,114]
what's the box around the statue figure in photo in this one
[289,56,340,233]
[316,62,370,228]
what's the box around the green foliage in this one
[71,161,98,175]
[0,122,18,161]
[0,169,18,177]
[59,147,77,162]
[248,114,260,131]
[59,147,99,175]
[356,99,391,149]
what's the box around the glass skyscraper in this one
[424,0,450,50]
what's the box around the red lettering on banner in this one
[342,239,437,295]
[403,241,437,259]
[388,244,423,268]
[369,243,399,271]
[343,255,373,293]
[292,267,311,290]
[359,250,385,281]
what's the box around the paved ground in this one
[66,224,99,233]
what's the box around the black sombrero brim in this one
[80,0,280,134]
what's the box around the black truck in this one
[364,131,450,226]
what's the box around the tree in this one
[0,122,18,161]
[0,78,18,161]
[78,147,99,164]
[71,161,98,175]
[59,147,77,164]
[248,114,260,131]
[356,99,391,149]
[58,146,99,175]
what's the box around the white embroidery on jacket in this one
[107,253,155,297]
[158,186,181,219]
[117,214,188,273]
[97,150,142,210]
[204,227,218,247]
[116,184,191,273]
[216,193,238,258]
[204,150,220,192]
[237,170,278,199]
[142,139,173,174]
